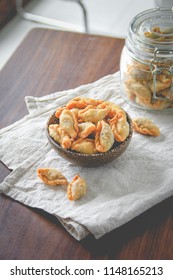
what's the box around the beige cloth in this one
[0,72,173,240]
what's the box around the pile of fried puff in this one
[48,96,130,154]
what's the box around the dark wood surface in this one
[0,28,172,260]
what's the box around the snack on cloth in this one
[132,117,160,136]
[67,175,87,201]
[37,168,68,186]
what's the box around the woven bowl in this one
[47,111,133,167]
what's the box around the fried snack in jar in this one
[120,8,173,111]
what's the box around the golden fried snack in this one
[157,88,173,101]
[144,26,173,41]
[78,122,96,138]
[67,175,87,201]
[104,101,122,118]
[66,96,103,109]
[148,80,171,93]
[78,104,110,123]
[58,128,72,149]
[157,74,172,84]
[132,117,160,136]
[70,108,80,119]
[135,96,171,110]
[48,124,71,149]
[127,65,153,81]
[49,124,61,144]
[59,109,78,139]
[109,111,129,142]
[95,120,114,152]
[50,98,131,154]
[124,58,173,110]
[55,107,66,118]
[125,79,151,104]
[71,138,97,154]
[37,168,68,186]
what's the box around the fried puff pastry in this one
[148,80,171,93]
[71,138,97,154]
[135,96,171,110]
[78,104,110,123]
[37,168,68,186]
[66,96,103,109]
[132,117,160,136]
[55,107,66,118]
[95,120,114,152]
[127,65,153,81]
[109,111,129,142]
[104,101,122,118]
[125,79,151,104]
[67,175,87,201]
[59,109,78,139]
[48,124,71,149]
[78,122,96,138]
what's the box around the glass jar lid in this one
[127,8,173,60]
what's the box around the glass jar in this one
[120,8,173,111]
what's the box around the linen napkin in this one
[0,72,173,240]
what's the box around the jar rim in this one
[127,7,173,57]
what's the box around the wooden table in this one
[0,28,172,260]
